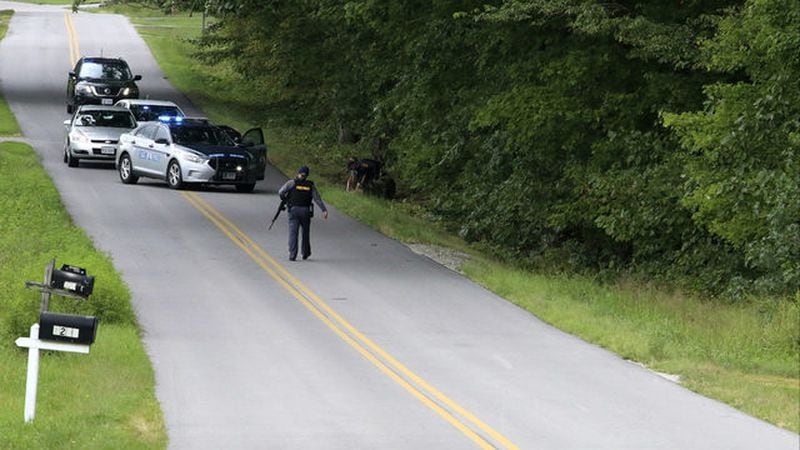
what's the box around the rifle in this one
[268,199,287,230]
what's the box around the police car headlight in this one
[75,83,93,95]
[183,153,207,164]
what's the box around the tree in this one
[113,0,797,296]
[664,0,800,293]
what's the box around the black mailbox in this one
[50,264,94,297]
[39,312,98,345]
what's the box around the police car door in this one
[241,128,267,180]
[150,124,172,178]
[132,123,159,176]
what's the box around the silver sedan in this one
[63,105,137,167]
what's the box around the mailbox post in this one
[25,259,95,305]
[15,323,90,422]
[17,259,98,423]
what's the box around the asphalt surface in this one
[1,3,798,449]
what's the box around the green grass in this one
[0,324,165,448]
[0,90,19,136]
[0,143,166,444]
[0,10,10,39]
[104,5,800,433]
[0,10,20,136]
[5,0,71,4]
[0,9,165,445]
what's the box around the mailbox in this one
[39,312,98,345]
[50,264,94,297]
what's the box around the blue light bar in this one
[158,115,183,123]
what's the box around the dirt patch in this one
[406,243,470,273]
[129,413,163,444]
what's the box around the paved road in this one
[1,3,797,449]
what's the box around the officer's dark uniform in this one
[278,167,327,261]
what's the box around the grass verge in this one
[5,0,71,4]
[0,10,10,40]
[0,142,167,448]
[102,4,799,433]
[0,10,20,136]
[0,10,166,442]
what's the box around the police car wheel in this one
[167,160,184,189]
[119,154,139,184]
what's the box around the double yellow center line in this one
[64,12,79,66]
[181,192,518,450]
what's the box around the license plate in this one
[101,98,113,105]
[101,146,115,155]
[222,172,237,180]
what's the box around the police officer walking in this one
[278,166,328,261]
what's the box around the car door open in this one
[242,128,267,180]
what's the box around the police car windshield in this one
[79,61,133,81]
[130,105,183,122]
[170,125,235,146]
[76,111,136,128]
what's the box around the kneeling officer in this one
[278,166,328,261]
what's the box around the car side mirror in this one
[133,75,142,81]
[154,138,169,145]
[63,119,71,128]
[68,71,76,78]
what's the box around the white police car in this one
[115,117,266,192]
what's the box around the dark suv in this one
[66,57,142,114]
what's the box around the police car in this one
[115,117,266,192]
[114,99,186,123]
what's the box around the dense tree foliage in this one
[114,0,798,297]
[664,0,800,295]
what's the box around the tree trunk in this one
[337,122,359,144]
